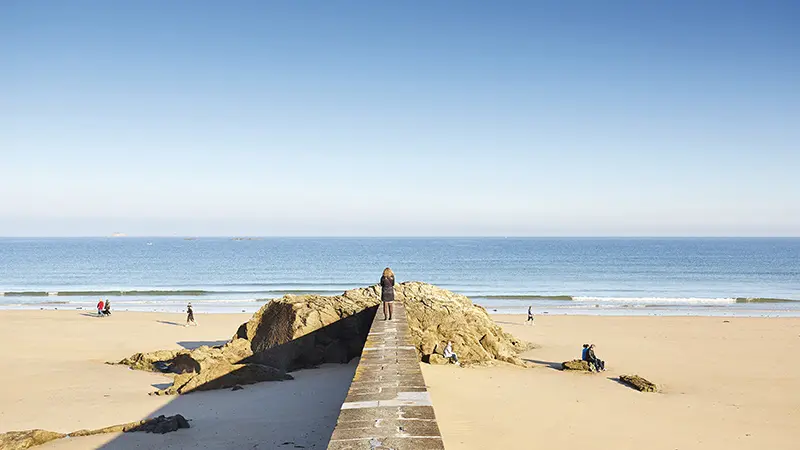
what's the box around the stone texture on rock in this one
[620,374,658,392]
[562,359,592,371]
[0,430,65,450]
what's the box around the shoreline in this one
[1,305,799,318]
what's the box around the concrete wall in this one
[326,302,445,449]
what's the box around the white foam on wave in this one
[572,296,736,305]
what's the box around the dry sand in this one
[423,314,800,450]
[0,310,356,449]
[4,310,800,450]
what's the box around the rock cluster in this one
[390,282,533,367]
[0,415,190,450]
[70,414,190,436]
[619,374,658,392]
[113,282,531,394]
[114,290,379,394]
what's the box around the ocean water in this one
[0,237,798,317]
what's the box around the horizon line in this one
[1,235,798,239]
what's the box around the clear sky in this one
[2,1,798,236]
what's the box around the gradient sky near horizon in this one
[2,1,798,236]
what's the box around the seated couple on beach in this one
[582,343,605,372]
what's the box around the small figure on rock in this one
[443,341,460,366]
[586,343,605,372]
[527,306,534,324]
[185,302,196,326]
[97,299,105,316]
[380,267,395,320]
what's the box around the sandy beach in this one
[2,311,799,449]
[0,311,356,449]
[424,314,800,450]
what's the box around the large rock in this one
[0,430,65,450]
[394,282,533,367]
[114,282,531,393]
[233,288,380,371]
[562,360,592,371]
[114,290,379,393]
[619,374,658,392]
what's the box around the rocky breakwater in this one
[396,281,533,367]
[113,289,381,394]
[113,282,531,394]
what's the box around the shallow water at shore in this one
[1,237,798,316]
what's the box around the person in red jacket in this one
[96,300,105,316]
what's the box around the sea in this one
[1,237,798,317]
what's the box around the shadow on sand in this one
[607,376,644,392]
[156,320,185,327]
[176,340,228,350]
[92,306,378,449]
[79,312,105,318]
[524,358,563,370]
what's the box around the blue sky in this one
[2,1,798,236]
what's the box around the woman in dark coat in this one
[586,344,605,372]
[380,267,395,320]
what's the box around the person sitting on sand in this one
[380,267,395,320]
[586,344,605,372]
[527,306,534,324]
[102,299,111,316]
[97,299,105,316]
[185,302,196,326]
[581,343,589,361]
[443,341,460,366]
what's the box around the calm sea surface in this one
[1,238,798,317]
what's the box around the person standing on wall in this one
[380,267,395,320]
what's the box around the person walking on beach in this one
[102,299,111,316]
[380,267,395,320]
[185,302,196,326]
[96,299,105,316]
[527,306,534,324]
